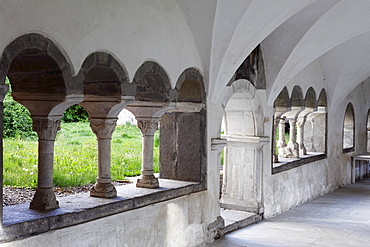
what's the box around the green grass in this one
[3,122,160,188]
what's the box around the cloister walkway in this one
[210,177,370,246]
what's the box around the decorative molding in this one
[32,118,61,141]
[137,120,158,136]
[89,118,117,139]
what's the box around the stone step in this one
[220,209,262,235]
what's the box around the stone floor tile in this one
[210,178,370,247]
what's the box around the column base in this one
[136,175,159,188]
[90,183,117,198]
[30,187,59,210]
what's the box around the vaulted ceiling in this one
[179,0,370,106]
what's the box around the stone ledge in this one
[1,179,204,243]
[272,153,326,174]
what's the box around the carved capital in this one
[137,120,158,136]
[32,118,61,141]
[90,118,117,139]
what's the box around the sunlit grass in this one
[4,122,159,188]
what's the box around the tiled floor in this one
[208,178,370,246]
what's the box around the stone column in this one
[273,118,280,163]
[136,119,159,188]
[297,117,307,155]
[30,117,61,210]
[288,118,299,158]
[0,84,8,220]
[277,117,287,157]
[89,118,117,198]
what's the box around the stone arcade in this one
[1,1,370,246]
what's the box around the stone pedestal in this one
[89,118,117,198]
[220,135,268,214]
[30,117,61,210]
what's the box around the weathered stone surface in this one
[136,174,159,188]
[29,187,59,211]
[133,61,172,102]
[160,110,206,182]
[90,183,117,198]
[2,179,203,243]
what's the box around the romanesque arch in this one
[78,52,135,198]
[0,33,79,211]
[132,61,173,102]
[126,61,175,188]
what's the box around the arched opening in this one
[220,80,266,215]
[0,34,79,211]
[126,61,174,188]
[275,86,304,161]
[343,102,355,152]
[272,87,326,173]
[79,52,134,198]
[54,104,96,187]
[272,87,290,163]
[304,89,326,153]
[296,87,317,156]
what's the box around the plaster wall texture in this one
[0,192,212,247]
[284,59,326,99]
[0,0,202,89]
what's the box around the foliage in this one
[4,122,159,188]
[61,105,89,123]
[3,77,36,139]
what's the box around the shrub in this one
[3,78,36,139]
[62,105,89,123]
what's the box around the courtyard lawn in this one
[3,122,159,188]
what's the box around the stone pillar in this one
[297,117,307,155]
[136,119,159,188]
[220,135,268,214]
[89,118,117,198]
[277,117,287,157]
[288,118,299,158]
[30,117,61,210]
[272,118,280,163]
[211,138,227,199]
[0,84,8,220]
